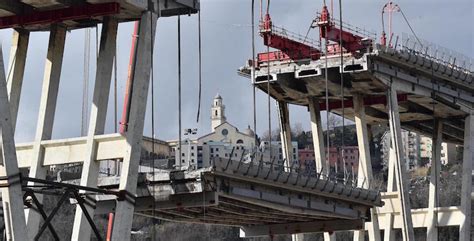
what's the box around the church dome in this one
[243,125,255,136]
[214,93,222,99]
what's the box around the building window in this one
[225,153,228,157]
[211,148,214,153]
[191,146,194,150]
[182,153,185,157]
[216,154,219,157]
[191,153,195,156]
[215,110,218,116]
[191,159,195,163]
[237,139,244,144]
[216,148,219,152]
[221,129,229,136]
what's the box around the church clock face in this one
[221,129,229,136]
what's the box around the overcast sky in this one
[0,0,472,143]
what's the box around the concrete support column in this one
[0,44,28,241]
[112,11,158,241]
[277,100,293,168]
[353,94,381,241]
[427,119,442,240]
[291,234,304,241]
[384,148,396,241]
[460,112,473,241]
[387,85,415,241]
[71,17,118,241]
[324,232,336,241]
[308,97,327,173]
[6,29,29,131]
[308,99,333,241]
[26,24,67,240]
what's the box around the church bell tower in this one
[211,94,226,131]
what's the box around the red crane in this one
[314,4,372,55]
[259,13,322,62]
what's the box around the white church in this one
[174,94,256,169]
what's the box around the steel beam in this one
[26,24,66,240]
[0,42,28,241]
[353,94,381,241]
[427,119,442,240]
[72,17,118,241]
[387,85,415,241]
[460,112,473,241]
[111,11,157,241]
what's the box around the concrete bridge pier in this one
[111,11,158,241]
[0,38,29,241]
[71,17,118,241]
[26,24,67,240]
[387,85,415,241]
[460,112,473,241]
[353,94,381,241]
[277,100,293,168]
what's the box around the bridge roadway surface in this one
[85,158,383,237]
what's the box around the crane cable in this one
[252,0,258,152]
[150,4,157,240]
[399,9,423,47]
[338,0,346,183]
[196,10,202,123]
[178,16,182,169]
[324,24,330,179]
[266,0,272,161]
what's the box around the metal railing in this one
[380,33,474,81]
[260,21,321,49]
[315,12,378,41]
[209,150,383,203]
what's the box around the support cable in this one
[338,0,346,183]
[324,26,330,178]
[82,28,91,136]
[150,6,157,241]
[112,30,119,177]
[114,34,118,134]
[266,0,272,161]
[266,0,270,15]
[196,10,202,123]
[399,9,423,47]
[178,16,182,168]
[252,0,258,151]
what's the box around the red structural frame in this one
[260,14,321,61]
[0,3,120,29]
[316,6,368,54]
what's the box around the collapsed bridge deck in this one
[91,158,382,237]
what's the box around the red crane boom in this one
[259,14,322,63]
